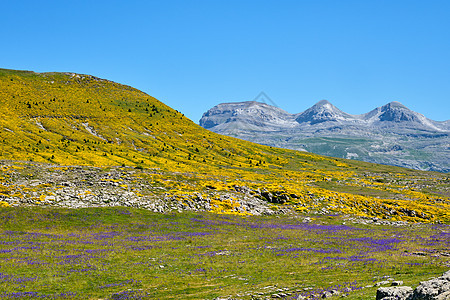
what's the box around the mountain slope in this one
[0,69,266,172]
[1,68,449,223]
[200,100,450,172]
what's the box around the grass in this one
[313,180,400,199]
[0,207,448,299]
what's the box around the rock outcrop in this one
[412,271,450,300]
[376,286,413,300]
[376,271,450,300]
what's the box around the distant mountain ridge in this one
[200,100,450,172]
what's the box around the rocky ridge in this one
[1,162,298,216]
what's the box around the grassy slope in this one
[0,68,449,223]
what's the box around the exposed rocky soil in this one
[0,163,283,215]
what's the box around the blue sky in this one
[1,0,449,122]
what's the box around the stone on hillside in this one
[435,291,450,300]
[392,281,404,286]
[330,290,340,296]
[412,271,450,300]
[234,185,251,194]
[375,271,450,300]
[376,281,392,287]
[261,191,273,202]
[321,291,332,298]
[320,290,341,298]
[376,286,413,300]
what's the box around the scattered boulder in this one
[256,189,289,204]
[233,185,251,194]
[376,281,392,287]
[376,271,450,300]
[435,291,450,300]
[261,191,273,202]
[376,286,413,300]
[321,290,340,298]
[321,291,333,298]
[412,271,450,300]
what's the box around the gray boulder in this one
[412,271,450,300]
[435,291,450,300]
[376,286,413,300]
[376,271,450,300]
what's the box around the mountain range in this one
[200,100,450,172]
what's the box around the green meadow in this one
[0,207,448,299]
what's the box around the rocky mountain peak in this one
[314,99,333,107]
[376,101,422,123]
[295,100,352,125]
[385,101,407,108]
[199,101,296,130]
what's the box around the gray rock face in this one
[376,271,450,300]
[376,286,413,300]
[377,102,422,123]
[435,291,450,300]
[295,100,352,125]
[412,271,450,300]
[376,281,392,287]
[200,100,450,172]
[1,164,279,216]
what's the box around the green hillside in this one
[0,68,449,223]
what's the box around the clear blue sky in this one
[1,0,449,122]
